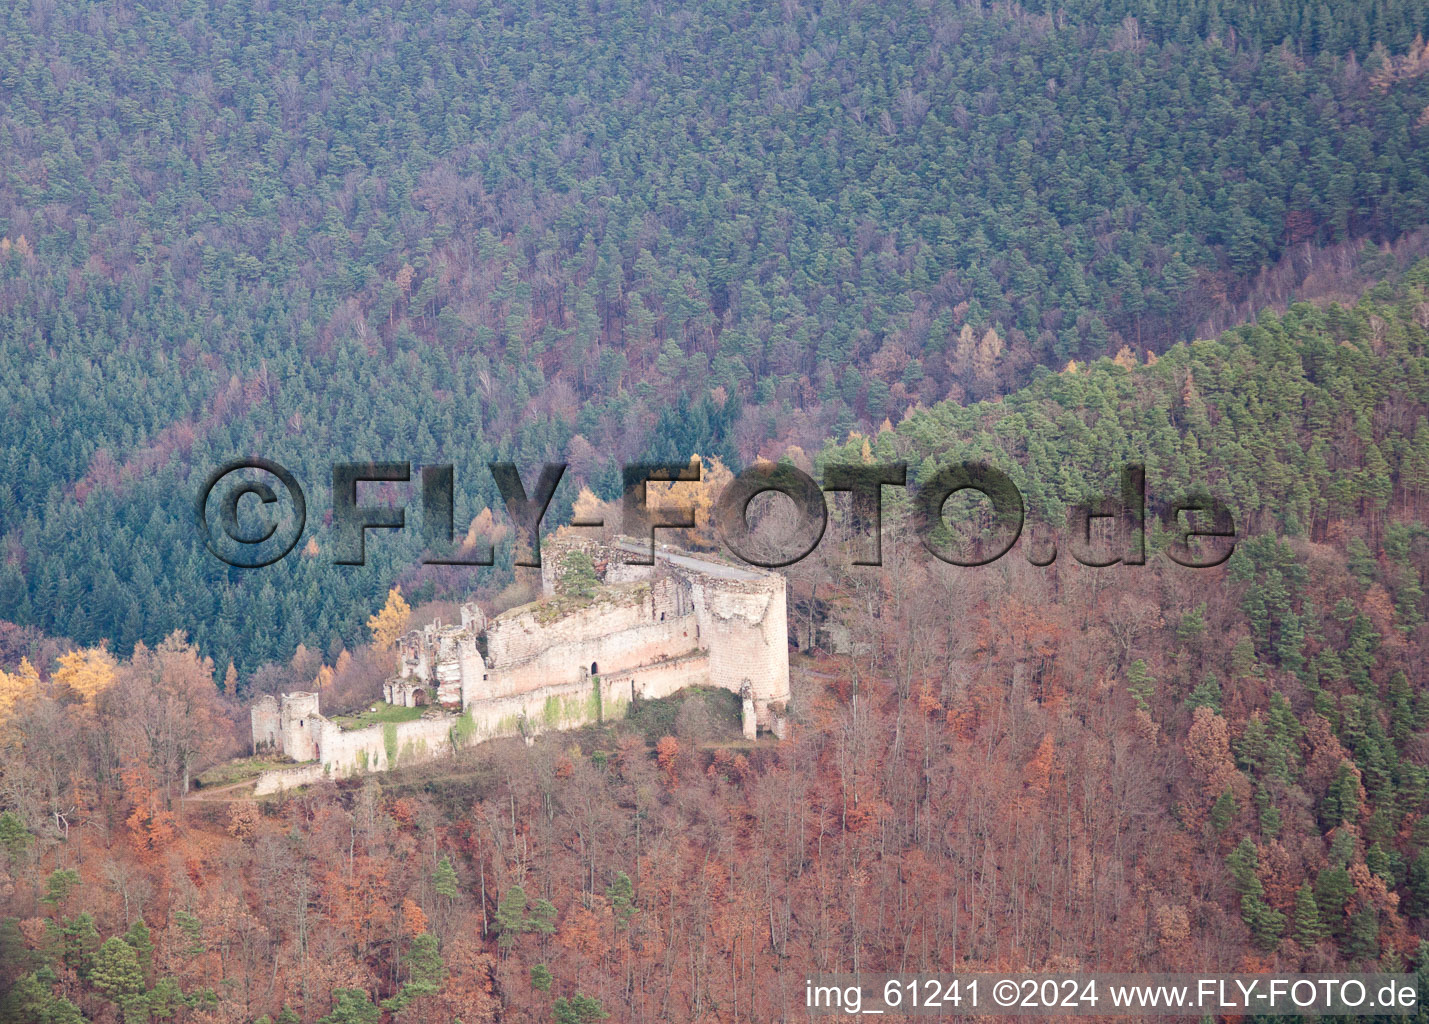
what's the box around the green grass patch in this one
[450,708,477,747]
[383,722,400,765]
[495,712,522,737]
[195,756,295,789]
[331,703,425,730]
[624,686,741,744]
[515,580,650,625]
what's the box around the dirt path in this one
[182,777,259,802]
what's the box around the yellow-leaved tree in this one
[571,486,608,527]
[0,657,40,721]
[559,455,732,551]
[368,586,412,650]
[646,454,733,551]
[51,646,118,705]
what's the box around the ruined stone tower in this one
[277,690,321,762]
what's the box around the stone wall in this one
[485,616,701,699]
[253,762,327,796]
[485,586,655,666]
[602,650,711,703]
[251,696,279,753]
[458,651,709,743]
[314,714,461,778]
[251,657,723,796]
[650,573,693,619]
[456,676,608,744]
[252,713,462,793]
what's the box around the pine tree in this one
[554,993,609,1024]
[62,914,100,979]
[146,976,185,1019]
[1127,659,1155,712]
[1321,762,1361,827]
[1347,536,1377,585]
[1177,604,1207,647]
[1209,788,1237,833]
[0,973,84,1024]
[384,932,445,1011]
[1227,839,1284,950]
[1237,715,1269,774]
[529,896,557,936]
[1246,894,1286,951]
[1407,848,1429,916]
[123,919,153,978]
[1316,865,1354,936]
[495,886,529,951]
[90,936,144,1002]
[404,933,444,994]
[606,871,636,927]
[432,856,460,900]
[319,989,380,1024]
[1346,905,1381,962]
[1293,884,1328,946]
[1403,422,1429,505]
[0,811,32,863]
[1259,801,1282,839]
[1362,443,1393,517]
[1366,843,1394,881]
[1186,673,1222,714]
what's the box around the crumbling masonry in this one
[250,536,791,793]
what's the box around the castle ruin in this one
[250,536,791,793]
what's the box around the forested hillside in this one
[5,273,1429,1023]
[3,0,1429,674]
[825,270,1429,546]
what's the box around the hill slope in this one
[2,0,1429,673]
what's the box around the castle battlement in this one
[250,536,791,791]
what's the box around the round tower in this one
[279,691,322,762]
[698,572,790,730]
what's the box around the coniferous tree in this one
[1293,884,1329,947]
